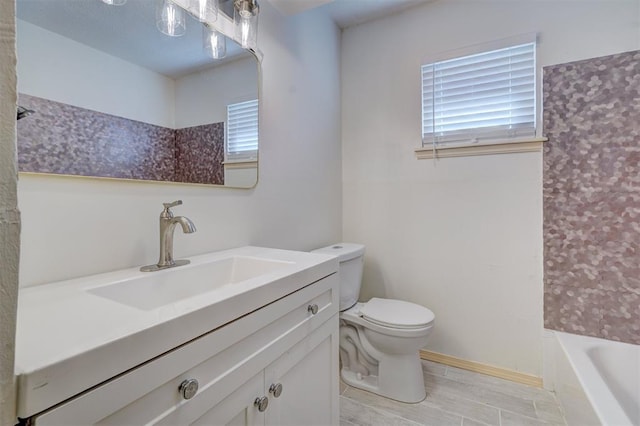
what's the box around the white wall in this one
[175,55,258,128]
[17,20,175,128]
[341,0,639,376]
[17,1,342,288]
[225,164,258,188]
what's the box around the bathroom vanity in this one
[15,247,339,425]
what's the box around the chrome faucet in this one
[141,200,196,272]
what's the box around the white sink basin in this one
[88,256,293,310]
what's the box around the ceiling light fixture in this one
[233,0,259,49]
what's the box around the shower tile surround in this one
[543,50,640,345]
[17,94,225,185]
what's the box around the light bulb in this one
[190,0,217,23]
[203,26,226,59]
[240,16,251,48]
[101,0,127,5]
[157,0,186,37]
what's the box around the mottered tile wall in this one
[17,94,225,185]
[543,50,640,344]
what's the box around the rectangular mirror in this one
[16,0,259,188]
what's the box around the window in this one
[421,41,536,147]
[226,99,258,161]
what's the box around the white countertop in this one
[15,246,338,418]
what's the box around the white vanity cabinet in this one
[27,273,339,426]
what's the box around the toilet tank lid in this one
[311,243,365,262]
[360,298,435,328]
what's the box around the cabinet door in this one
[192,371,265,426]
[264,316,339,426]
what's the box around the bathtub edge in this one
[545,329,601,426]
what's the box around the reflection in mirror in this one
[16,0,259,188]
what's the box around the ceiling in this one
[271,0,432,28]
[16,0,248,78]
[16,0,432,79]
[267,0,335,16]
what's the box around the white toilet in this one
[312,243,435,403]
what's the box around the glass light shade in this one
[203,26,226,59]
[156,0,186,37]
[101,0,127,5]
[233,1,258,50]
[189,0,217,23]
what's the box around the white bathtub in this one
[555,331,639,426]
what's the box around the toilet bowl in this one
[312,243,435,403]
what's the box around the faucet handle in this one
[163,200,183,210]
[161,200,183,218]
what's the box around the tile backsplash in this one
[17,94,225,185]
[543,50,640,344]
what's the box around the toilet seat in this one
[360,298,435,329]
[341,302,433,338]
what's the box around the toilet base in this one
[340,353,427,403]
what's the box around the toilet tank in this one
[312,243,365,311]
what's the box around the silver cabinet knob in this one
[269,383,283,398]
[308,304,319,315]
[254,396,269,412]
[179,379,199,400]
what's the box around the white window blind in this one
[226,99,258,161]
[421,42,536,146]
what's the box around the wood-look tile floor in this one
[340,360,566,426]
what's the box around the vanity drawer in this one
[32,273,338,425]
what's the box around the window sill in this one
[415,137,547,160]
[223,160,258,169]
